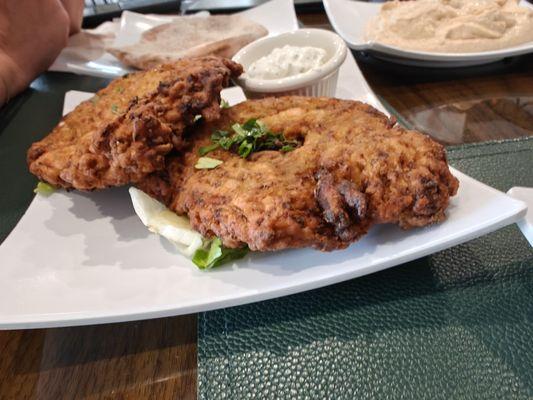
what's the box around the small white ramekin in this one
[232,29,348,99]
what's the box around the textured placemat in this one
[198,137,533,400]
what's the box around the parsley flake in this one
[195,157,223,169]
[220,99,230,109]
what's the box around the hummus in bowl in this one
[365,0,533,53]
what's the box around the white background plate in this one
[0,0,527,329]
[324,0,533,67]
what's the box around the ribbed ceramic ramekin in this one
[232,29,347,99]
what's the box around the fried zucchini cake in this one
[27,57,242,190]
[140,97,459,251]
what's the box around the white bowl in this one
[232,29,348,98]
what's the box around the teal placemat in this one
[198,137,533,400]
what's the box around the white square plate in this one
[0,0,527,329]
[324,0,533,67]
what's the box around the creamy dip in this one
[365,0,533,53]
[247,45,327,80]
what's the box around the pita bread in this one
[107,15,268,70]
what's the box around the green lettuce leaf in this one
[192,238,248,270]
[33,182,55,196]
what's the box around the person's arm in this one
[0,0,83,106]
[0,52,22,105]
[61,0,85,35]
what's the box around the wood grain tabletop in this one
[1,9,532,400]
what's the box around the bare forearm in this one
[0,0,81,107]
[0,52,24,107]
[0,65,6,106]
[61,0,84,34]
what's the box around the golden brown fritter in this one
[27,57,242,190]
[139,97,459,252]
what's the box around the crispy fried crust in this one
[27,57,242,190]
[139,97,459,252]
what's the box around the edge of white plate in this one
[0,168,526,329]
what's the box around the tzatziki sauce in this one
[247,45,327,80]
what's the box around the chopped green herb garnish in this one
[115,86,125,93]
[198,119,299,159]
[34,181,55,196]
[220,98,230,109]
[192,237,248,270]
[111,104,119,114]
[195,157,223,170]
[90,95,100,105]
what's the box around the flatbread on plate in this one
[107,15,268,70]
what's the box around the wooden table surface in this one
[1,10,532,400]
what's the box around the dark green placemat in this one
[198,137,533,400]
